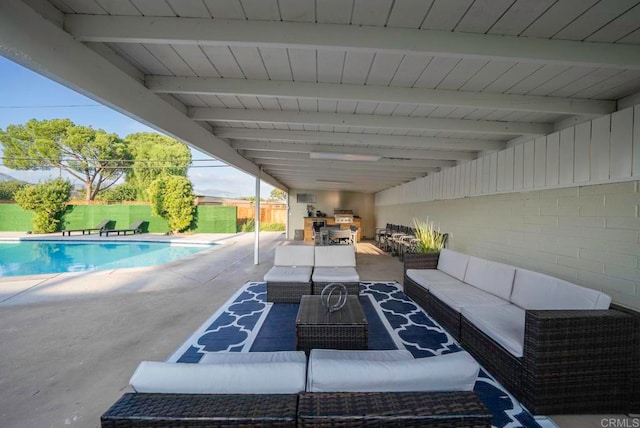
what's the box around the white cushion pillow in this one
[312,267,360,283]
[274,245,315,267]
[314,245,356,267]
[461,304,526,358]
[307,351,479,392]
[464,256,516,301]
[511,268,611,310]
[437,249,470,281]
[406,268,465,290]
[130,360,306,394]
[264,266,312,283]
[200,351,306,364]
[310,349,414,362]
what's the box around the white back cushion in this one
[314,245,356,267]
[306,351,479,393]
[437,249,470,281]
[511,268,611,310]
[200,351,306,364]
[463,257,515,301]
[274,245,315,267]
[130,360,306,394]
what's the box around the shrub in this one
[14,178,72,233]
[0,180,27,200]
[149,175,195,234]
[96,183,138,202]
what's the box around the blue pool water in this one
[0,241,214,277]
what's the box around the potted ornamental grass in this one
[403,218,447,271]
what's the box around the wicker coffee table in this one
[296,295,368,353]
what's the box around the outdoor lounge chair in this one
[99,220,145,237]
[61,219,111,236]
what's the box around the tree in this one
[125,133,191,201]
[14,178,72,233]
[95,183,138,202]
[0,119,129,200]
[149,175,195,234]
[269,188,287,201]
[0,180,27,200]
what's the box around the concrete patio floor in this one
[0,232,623,427]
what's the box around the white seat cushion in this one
[310,349,414,362]
[461,304,526,358]
[312,267,360,283]
[406,269,466,290]
[200,351,306,364]
[430,285,508,312]
[307,351,479,392]
[511,268,611,310]
[130,360,306,394]
[264,266,312,283]
[464,256,516,301]
[314,245,356,267]
[437,249,470,281]
[274,245,315,267]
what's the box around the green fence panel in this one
[0,204,237,233]
[0,204,33,231]
[195,206,237,233]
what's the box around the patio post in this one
[254,170,260,265]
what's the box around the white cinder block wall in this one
[375,105,640,311]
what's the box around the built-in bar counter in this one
[303,217,361,242]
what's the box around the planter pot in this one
[403,252,440,274]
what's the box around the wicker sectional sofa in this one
[404,249,639,415]
[265,245,360,302]
[102,350,492,427]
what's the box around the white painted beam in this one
[66,15,640,70]
[215,128,505,151]
[239,150,456,167]
[234,142,476,161]
[254,159,438,173]
[0,1,284,191]
[158,78,615,117]
[195,108,549,136]
[263,166,426,177]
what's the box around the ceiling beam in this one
[153,77,613,117]
[194,108,550,136]
[66,15,640,70]
[253,160,437,173]
[239,150,455,168]
[233,141,476,161]
[214,128,505,151]
[0,1,285,191]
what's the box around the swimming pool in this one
[0,241,214,277]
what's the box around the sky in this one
[0,56,274,198]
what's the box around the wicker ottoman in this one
[297,391,492,427]
[101,393,298,427]
[296,295,368,353]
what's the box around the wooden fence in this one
[236,203,286,225]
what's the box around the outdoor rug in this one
[169,281,543,428]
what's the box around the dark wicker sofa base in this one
[312,281,360,296]
[404,267,639,414]
[267,281,312,303]
[102,391,491,428]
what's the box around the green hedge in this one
[0,204,237,233]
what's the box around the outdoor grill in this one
[333,210,354,224]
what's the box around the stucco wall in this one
[375,181,640,311]
[287,189,375,239]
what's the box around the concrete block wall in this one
[375,181,640,311]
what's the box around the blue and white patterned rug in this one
[169,281,543,428]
